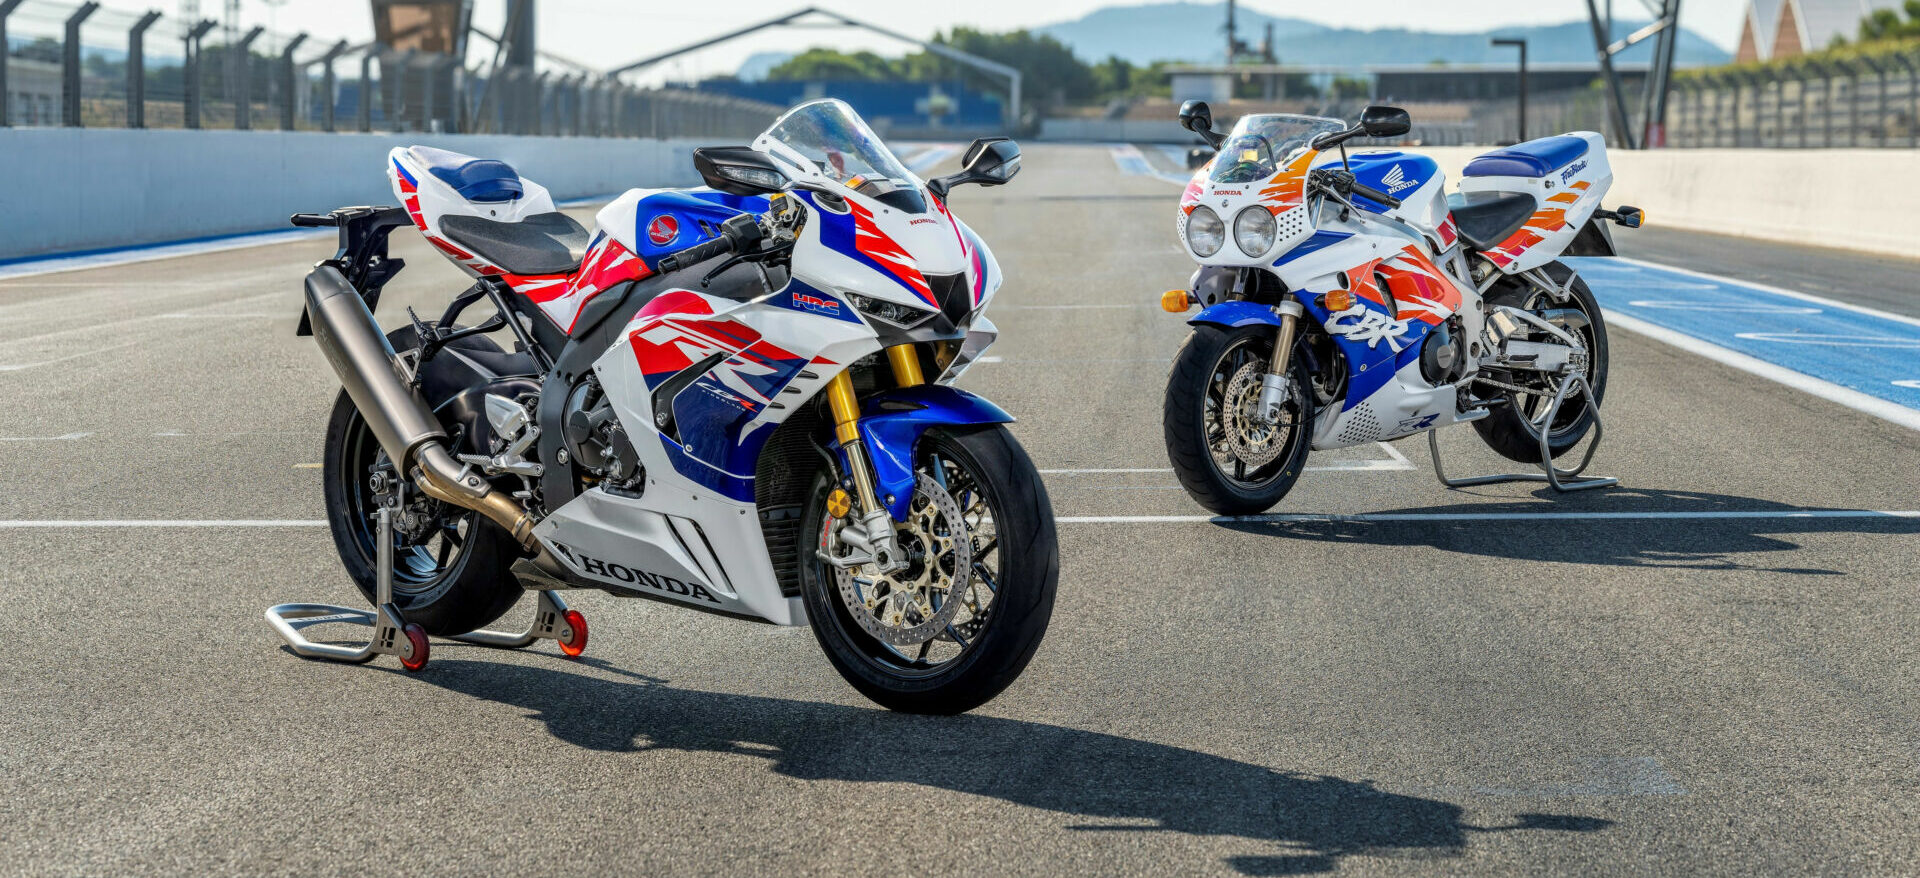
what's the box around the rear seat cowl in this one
[408,145,525,203]
[1462,135,1589,179]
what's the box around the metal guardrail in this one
[0,0,781,138]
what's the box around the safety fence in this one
[1664,53,1920,148]
[0,0,780,138]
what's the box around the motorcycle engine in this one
[562,377,644,494]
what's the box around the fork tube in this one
[885,343,926,387]
[1258,299,1308,423]
[825,371,885,515]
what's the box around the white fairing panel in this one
[1457,132,1612,274]
[535,286,880,626]
[386,146,559,278]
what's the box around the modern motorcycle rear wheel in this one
[1472,262,1610,463]
[800,426,1058,714]
[320,326,524,637]
[1163,323,1314,515]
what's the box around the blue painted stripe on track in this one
[1567,257,1920,413]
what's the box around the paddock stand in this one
[1427,372,1619,493]
[265,484,588,672]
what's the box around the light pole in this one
[1492,37,1527,142]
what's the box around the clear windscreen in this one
[1209,114,1347,184]
[763,99,925,212]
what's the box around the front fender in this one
[846,384,1014,521]
[1189,300,1283,328]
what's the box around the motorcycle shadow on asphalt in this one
[1215,488,1920,574]
[396,656,1610,875]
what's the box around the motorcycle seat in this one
[1447,191,1538,251]
[1461,135,1589,178]
[408,145,525,203]
[440,212,591,276]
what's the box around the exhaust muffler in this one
[304,267,539,548]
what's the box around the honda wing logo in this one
[1381,164,1418,194]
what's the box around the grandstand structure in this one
[1735,0,1903,61]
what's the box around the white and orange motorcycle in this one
[1160,102,1644,513]
[280,100,1055,714]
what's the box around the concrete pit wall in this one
[0,129,712,263]
[1419,146,1914,259]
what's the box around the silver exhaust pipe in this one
[304,267,539,549]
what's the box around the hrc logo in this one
[791,292,842,315]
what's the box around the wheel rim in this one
[817,444,1001,678]
[1501,286,1600,442]
[1202,334,1303,489]
[337,408,474,600]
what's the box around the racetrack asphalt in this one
[2,144,1918,876]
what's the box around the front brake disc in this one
[831,473,973,647]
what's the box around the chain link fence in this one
[2,0,779,137]
[1665,52,1920,148]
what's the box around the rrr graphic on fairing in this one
[270,100,1057,715]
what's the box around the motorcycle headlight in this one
[1233,206,1277,256]
[847,292,934,327]
[1186,205,1224,257]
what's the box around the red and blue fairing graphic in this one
[766,279,865,324]
[796,190,937,306]
[931,194,987,305]
[628,190,769,269]
[628,291,814,502]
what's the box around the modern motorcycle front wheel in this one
[1163,323,1314,515]
[800,426,1058,714]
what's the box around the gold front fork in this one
[824,360,906,570]
[885,343,926,388]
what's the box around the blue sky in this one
[83,0,1746,80]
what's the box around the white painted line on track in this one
[0,291,281,348]
[0,341,139,373]
[1108,144,1193,185]
[0,432,95,441]
[1604,310,1920,432]
[1614,257,1920,330]
[0,229,333,281]
[1042,443,1415,476]
[0,520,327,528]
[1896,380,1920,390]
[1058,509,1920,524]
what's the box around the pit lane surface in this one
[3,144,1919,876]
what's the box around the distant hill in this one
[1035,3,1731,67]
[736,51,794,82]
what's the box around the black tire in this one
[1163,323,1314,515]
[319,326,525,637]
[1472,262,1610,463]
[800,426,1057,714]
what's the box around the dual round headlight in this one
[1185,205,1224,257]
[1233,206,1277,256]
[1186,205,1278,257]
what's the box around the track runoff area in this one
[2,143,1918,874]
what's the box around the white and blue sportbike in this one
[1161,102,1644,512]
[289,100,1055,713]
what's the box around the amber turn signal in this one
[1322,288,1355,312]
[826,488,852,519]
[1161,289,1192,312]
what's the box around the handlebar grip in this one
[657,235,735,274]
[1349,182,1401,209]
[290,213,337,228]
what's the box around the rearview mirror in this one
[1179,100,1224,149]
[929,138,1022,198]
[693,146,789,195]
[1360,105,1412,138]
